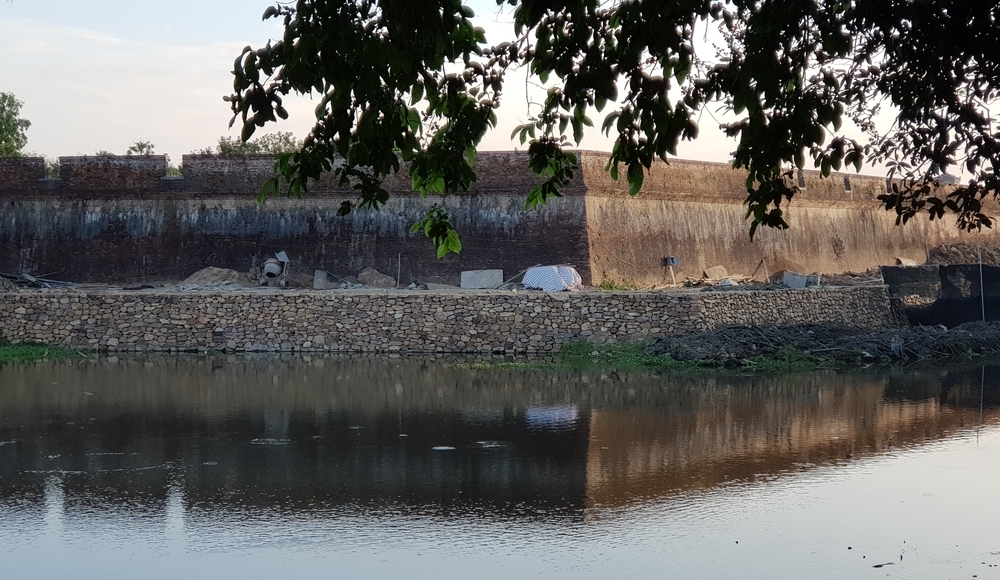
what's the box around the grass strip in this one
[0,344,82,362]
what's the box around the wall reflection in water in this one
[1,355,998,524]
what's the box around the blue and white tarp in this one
[522,266,584,292]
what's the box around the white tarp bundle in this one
[522,266,584,292]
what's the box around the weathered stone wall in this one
[0,157,45,192]
[0,286,895,353]
[0,195,591,285]
[585,196,988,286]
[59,156,169,191]
[2,151,994,287]
[578,155,996,285]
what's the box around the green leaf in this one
[627,163,644,195]
[572,118,583,145]
[447,230,462,253]
[675,66,689,85]
[733,90,746,115]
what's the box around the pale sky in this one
[1,0,877,174]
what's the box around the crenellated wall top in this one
[0,150,931,205]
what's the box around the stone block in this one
[782,271,820,289]
[703,265,728,279]
[461,269,504,289]
[313,270,329,290]
[358,267,397,288]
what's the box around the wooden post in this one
[668,265,677,285]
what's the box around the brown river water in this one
[1,355,1000,579]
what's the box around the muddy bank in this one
[645,321,1000,365]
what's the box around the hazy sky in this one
[1,0,855,171]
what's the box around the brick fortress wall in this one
[1,151,995,286]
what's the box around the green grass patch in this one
[598,279,639,291]
[739,346,835,371]
[0,344,82,362]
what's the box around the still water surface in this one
[1,355,999,579]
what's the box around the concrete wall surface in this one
[0,286,895,353]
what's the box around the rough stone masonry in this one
[0,286,896,353]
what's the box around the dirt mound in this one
[181,267,252,288]
[646,321,1000,364]
[927,244,1000,266]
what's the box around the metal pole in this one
[979,236,986,322]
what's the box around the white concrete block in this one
[313,270,329,289]
[461,269,504,289]
[783,271,820,288]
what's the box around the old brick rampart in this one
[0,286,895,353]
[1,151,994,286]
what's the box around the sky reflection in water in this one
[1,355,999,579]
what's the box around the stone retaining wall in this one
[0,286,895,353]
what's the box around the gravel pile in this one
[927,244,1000,266]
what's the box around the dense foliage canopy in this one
[228,0,1000,255]
[0,91,31,158]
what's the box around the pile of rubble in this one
[174,267,254,291]
[927,243,1000,266]
[646,321,1000,365]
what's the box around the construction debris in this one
[684,274,756,287]
[703,265,728,279]
[0,273,75,289]
[358,267,396,288]
[181,267,253,288]
[646,321,1000,365]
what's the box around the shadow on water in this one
[2,355,1000,519]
